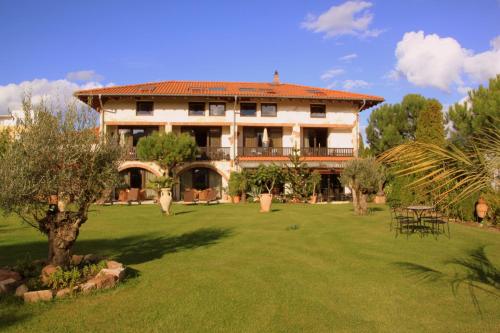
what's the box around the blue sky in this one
[1,0,499,134]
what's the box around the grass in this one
[0,203,499,332]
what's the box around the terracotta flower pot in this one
[309,195,318,204]
[233,195,241,204]
[259,193,273,213]
[476,197,488,219]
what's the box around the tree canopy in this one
[136,132,198,175]
[366,94,432,156]
[415,98,445,146]
[0,97,122,266]
[447,74,500,147]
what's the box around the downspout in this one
[232,95,238,168]
[98,94,105,140]
[355,99,366,157]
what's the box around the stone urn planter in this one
[159,188,173,215]
[259,194,273,213]
[476,197,488,219]
[232,195,241,204]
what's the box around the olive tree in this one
[136,131,197,176]
[340,158,384,215]
[0,97,122,267]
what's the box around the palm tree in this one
[378,127,499,208]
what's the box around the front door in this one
[130,168,142,189]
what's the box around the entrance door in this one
[130,168,143,189]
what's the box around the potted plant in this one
[147,176,176,215]
[476,196,489,220]
[228,171,242,203]
[308,171,321,204]
[255,164,282,213]
[115,181,130,202]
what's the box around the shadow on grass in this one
[173,210,195,215]
[0,294,28,330]
[394,245,500,314]
[0,228,233,267]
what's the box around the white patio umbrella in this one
[262,127,270,147]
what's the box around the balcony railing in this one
[124,146,353,161]
[125,146,138,160]
[238,147,293,157]
[197,147,231,161]
[300,147,354,157]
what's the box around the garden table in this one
[406,205,434,230]
[407,205,434,219]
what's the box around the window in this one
[261,103,277,117]
[310,104,326,118]
[136,101,154,116]
[240,103,257,117]
[209,103,226,116]
[189,102,205,116]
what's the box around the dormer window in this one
[189,102,206,116]
[310,104,326,118]
[136,101,154,116]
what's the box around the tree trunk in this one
[358,193,368,215]
[44,212,86,267]
[241,192,247,203]
[351,187,359,214]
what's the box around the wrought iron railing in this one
[125,146,138,160]
[238,147,293,157]
[300,147,354,157]
[197,147,231,160]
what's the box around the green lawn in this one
[1,203,499,332]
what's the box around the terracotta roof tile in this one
[74,81,384,109]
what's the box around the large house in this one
[75,72,384,201]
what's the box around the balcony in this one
[197,147,231,161]
[238,147,293,157]
[300,147,354,157]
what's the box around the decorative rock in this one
[41,264,59,285]
[0,278,17,292]
[106,260,123,270]
[80,280,97,294]
[15,284,29,297]
[71,255,84,266]
[55,288,72,299]
[91,274,116,289]
[0,269,22,282]
[98,268,126,281]
[83,254,99,264]
[23,290,53,303]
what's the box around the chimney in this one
[272,70,280,85]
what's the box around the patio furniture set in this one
[390,203,450,238]
[183,188,219,204]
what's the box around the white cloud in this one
[66,70,104,82]
[0,79,108,114]
[392,31,500,91]
[339,53,358,62]
[320,68,345,81]
[325,82,339,89]
[301,1,383,38]
[342,79,371,90]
